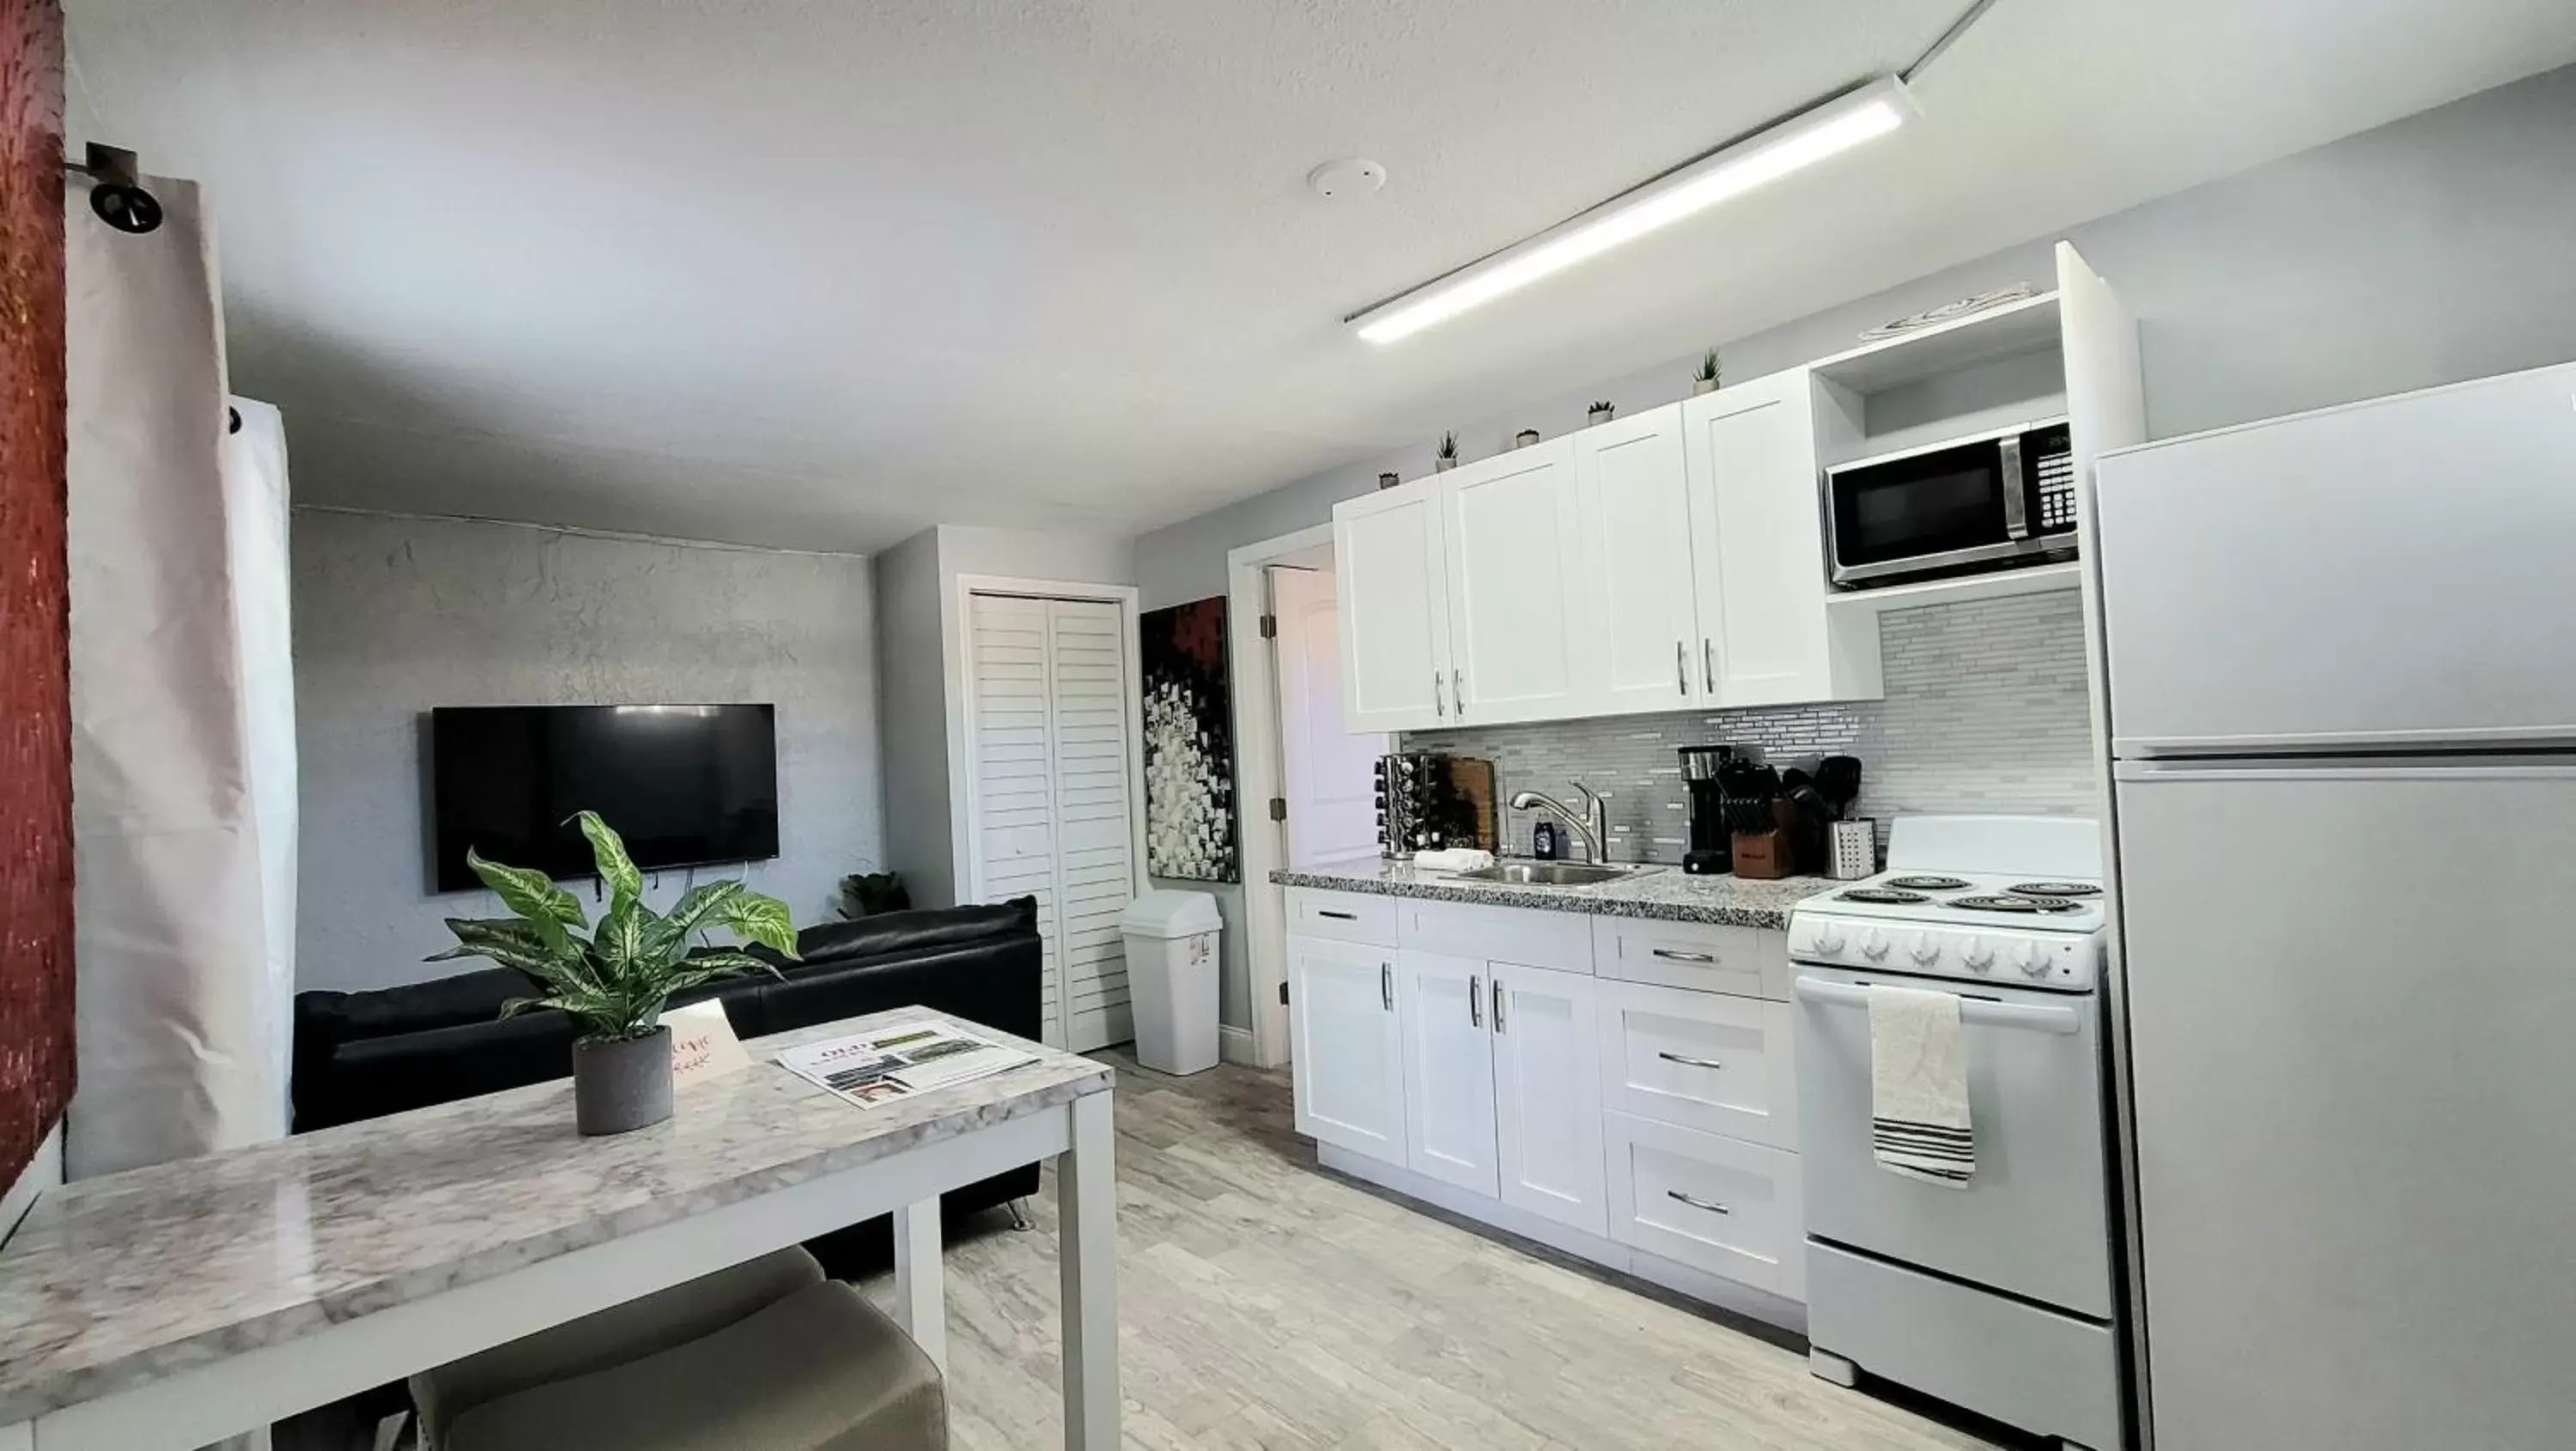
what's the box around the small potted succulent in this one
[431,811,799,1135]
[1514,428,1540,449]
[1377,471,1400,490]
[1434,432,1459,472]
[1693,349,1722,395]
[1587,400,1615,426]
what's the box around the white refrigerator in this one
[2095,360,2576,1450]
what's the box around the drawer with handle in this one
[1596,979,1796,1148]
[1591,916,1788,999]
[1286,887,1399,946]
[1603,1110,1805,1300]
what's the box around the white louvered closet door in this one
[969,592,1138,1051]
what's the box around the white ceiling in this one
[63,0,2576,551]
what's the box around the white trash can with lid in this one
[1120,889,1224,1075]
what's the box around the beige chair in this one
[412,1247,945,1451]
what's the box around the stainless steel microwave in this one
[1824,419,2076,589]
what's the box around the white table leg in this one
[1057,1090,1119,1451]
[892,1197,946,1373]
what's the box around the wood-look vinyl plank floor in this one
[862,1051,2014,1451]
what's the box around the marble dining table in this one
[0,1009,1120,1451]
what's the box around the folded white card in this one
[665,999,752,1087]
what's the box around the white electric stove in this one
[1788,817,2125,1451]
[1789,816,2105,993]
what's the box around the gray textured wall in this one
[293,510,884,993]
[1408,593,2095,863]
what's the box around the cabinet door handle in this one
[1468,974,1482,1027]
[1452,668,1466,719]
[1657,1051,1725,1071]
[1675,640,1688,696]
[1667,1190,1731,1216]
[1651,948,1716,963]
[1318,909,1358,921]
[1492,978,1506,1033]
[1702,638,1716,695]
[1433,671,1446,717]
[1381,962,1393,1011]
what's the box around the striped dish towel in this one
[1866,983,1973,1186]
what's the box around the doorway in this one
[1229,524,1386,1067]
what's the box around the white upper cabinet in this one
[1334,483,1453,732]
[1684,371,1883,707]
[1438,439,1588,726]
[1572,404,1703,714]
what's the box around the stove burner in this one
[1886,875,1970,892]
[1838,888,1929,905]
[2010,882,2101,899]
[1948,894,2085,914]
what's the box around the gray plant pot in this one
[574,1028,673,1136]
[1693,377,1721,395]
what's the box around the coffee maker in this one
[1678,744,1735,875]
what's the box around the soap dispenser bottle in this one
[1532,819,1560,861]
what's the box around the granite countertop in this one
[1272,859,1834,931]
[0,1011,1110,1424]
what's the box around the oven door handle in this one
[1793,976,2080,1035]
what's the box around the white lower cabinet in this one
[1286,932,1405,1161]
[1397,950,1501,1196]
[1492,966,1609,1236]
[1604,1110,1806,1300]
[1290,889,1802,1323]
[1596,978,1796,1148]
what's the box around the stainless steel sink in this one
[1452,861,1659,886]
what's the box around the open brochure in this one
[775,1020,1037,1107]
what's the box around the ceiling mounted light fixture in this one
[1347,76,1918,344]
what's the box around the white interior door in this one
[1287,933,1405,1160]
[1440,440,1587,724]
[1397,949,1499,1196]
[1575,404,1703,713]
[969,593,1066,1046]
[969,592,1138,1051]
[1046,598,1136,1051]
[1332,486,1450,731]
[1492,965,1608,1235]
[1270,564,1385,868]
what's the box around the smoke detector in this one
[1307,158,1387,200]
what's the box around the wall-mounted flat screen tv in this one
[430,704,779,892]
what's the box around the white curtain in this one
[64,175,296,1180]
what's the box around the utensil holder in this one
[1829,819,1877,880]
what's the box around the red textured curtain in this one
[0,0,74,1194]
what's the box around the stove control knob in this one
[1962,936,1996,973]
[1908,932,1941,966]
[1861,928,1891,962]
[2014,942,2050,979]
[1815,925,1848,956]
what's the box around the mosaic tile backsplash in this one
[1404,592,2097,865]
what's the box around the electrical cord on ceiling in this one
[1902,0,2005,86]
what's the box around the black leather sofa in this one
[291,898,1046,1263]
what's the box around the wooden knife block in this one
[1730,830,1794,879]
[1731,800,1798,879]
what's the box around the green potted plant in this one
[1434,432,1459,472]
[1587,400,1615,426]
[1693,349,1722,395]
[429,811,799,1135]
